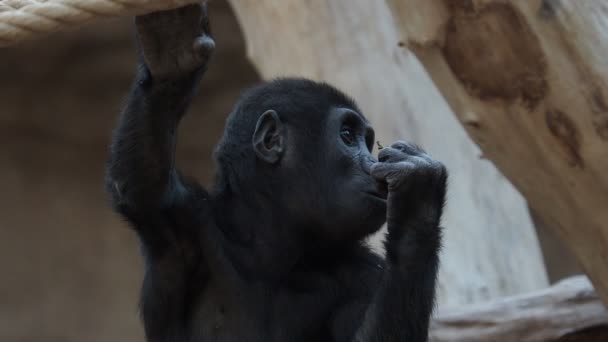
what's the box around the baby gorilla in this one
[106,3,447,342]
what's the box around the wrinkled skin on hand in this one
[135,3,215,79]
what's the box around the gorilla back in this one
[106,3,446,342]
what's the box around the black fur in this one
[106,4,446,342]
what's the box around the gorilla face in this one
[320,107,388,240]
[241,80,388,244]
[280,107,388,242]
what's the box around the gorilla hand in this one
[135,2,215,79]
[371,141,447,251]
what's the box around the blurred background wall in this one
[0,3,258,341]
[0,1,581,341]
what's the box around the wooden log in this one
[227,0,549,305]
[431,276,608,342]
[387,0,608,303]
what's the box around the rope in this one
[0,0,201,46]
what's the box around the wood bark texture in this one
[431,276,608,342]
[227,0,549,306]
[387,0,608,303]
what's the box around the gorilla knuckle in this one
[420,160,446,178]
[391,141,425,155]
[195,36,215,54]
[136,3,213,78]
[377,147,402,163]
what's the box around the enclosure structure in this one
[388,0,608,305]
[0,0,607,341]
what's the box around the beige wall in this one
[0,2,259,341]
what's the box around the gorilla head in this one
[213,78,387,243]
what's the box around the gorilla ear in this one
[252,110,284,164]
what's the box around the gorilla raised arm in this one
[106,3,446,342]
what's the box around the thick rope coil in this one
[0,0,201,46]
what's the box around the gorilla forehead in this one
[214,78,363,176]
[225,78,361,134]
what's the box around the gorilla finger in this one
[378,146,429,165]
[390,141,425,155]
[377,147,408,163]
[193,35,215,55]
[370,161,415,181]
[200,2,212,34]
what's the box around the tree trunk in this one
[387,0,608,303]
[227,0,548,306]
[431,276,608,342]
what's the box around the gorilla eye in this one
[340,127,356,146]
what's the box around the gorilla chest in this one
[189,276,341,342]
